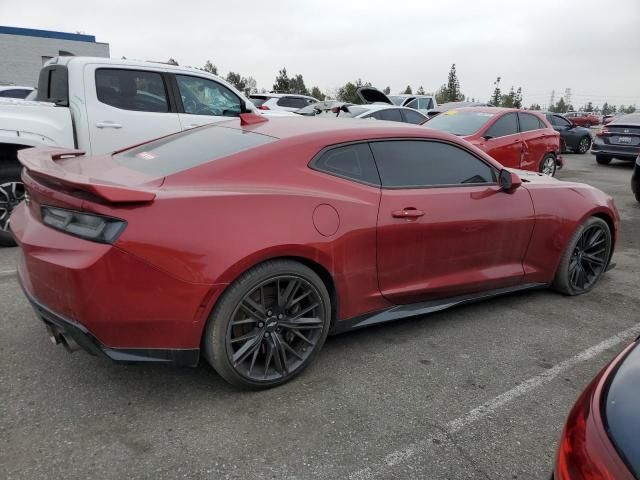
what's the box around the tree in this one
[226,72,246,91]
[490,77,501,106]
[167,58,179,66]
[383,86,391,95]
[310,86,325,101]
[501,86,516,107]
[337,78,371,104]
[434,84,448,105]
[273,68,290,93]
[244,76,257,94]
[551,97,568,113]
[288,74,309,95]
[202,60,218,75]
[513,87,523,109]
[624,105,637,113]
[416,85,426,95]
[403,85,413,94]
[529,104,541,110]
[602,102,611,115]
[445,64,464,102]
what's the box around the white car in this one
[0,56,262,246]
[387,93,438,116]
[0,85,34,99]
[249,93,319,112]
[297,88,428,125]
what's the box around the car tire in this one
[540,153,557,177]
[553,217,612,296]
[596,155,612,165]
[576,136,591,154]
[203,259,331,389]
[0,163,25,247]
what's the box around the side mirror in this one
[499,169,522,191]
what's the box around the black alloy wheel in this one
[205,260,331,388]
[553,217,611,295]
[0,164,25,246]
[576,136,591,154]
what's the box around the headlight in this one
[41,206,126,244]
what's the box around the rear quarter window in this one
[310,143,380,186]
[114,125,276,177]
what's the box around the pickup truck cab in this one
[0,56,258,245]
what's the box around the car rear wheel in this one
[540,153,557,176]
[204,259,331,389]
[596,155,612,165]
[576,136,591,154]
[0,164,25,247]
[553,217,612,296]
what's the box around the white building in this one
[0,25,110,87]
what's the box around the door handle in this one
[96,122,122,129]
[392,208,424,219]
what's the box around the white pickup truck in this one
[0,56,261,246]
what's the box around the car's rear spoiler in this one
[17,147,156,203]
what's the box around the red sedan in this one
[12,114,618,388]
[424,107,563,176]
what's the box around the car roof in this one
[251,93,316,99]
[220,115,452,143]
[448,106,521,114]
[0,85,33,90]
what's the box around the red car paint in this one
[554,341,636,479]
[12,117,618,355]
[454,108,561,173]
[565,111,600,127]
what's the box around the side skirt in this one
[331,283,548,334]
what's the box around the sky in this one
[2,0,639,108]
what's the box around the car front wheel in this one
[540,153,557,177]
[553,217,612,296]
[204,259,331,389]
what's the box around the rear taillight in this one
[596,127,610,137]
[41,206,126,244]
[257,105,270,110]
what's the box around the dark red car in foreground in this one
[554,337,640,479]
[424,107,563,176]
[12,115,618,388]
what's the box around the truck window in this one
[175,75,242,117]
[95,69,169,113]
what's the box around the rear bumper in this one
[19,276,200,366]
[591,140,640,159]
[11,202,217,356]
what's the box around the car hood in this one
[356,87,393,105]
[507,168,560,184]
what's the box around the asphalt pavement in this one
[1,151,639,480]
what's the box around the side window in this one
[96,69,169,112]
[176,75,241,117]
[519,113,542,132]
[485,113,518,138]
[405,99,419,109]
[554,115,572,128]
[418,98,434,110]
[311,143,380,186]
[370,140,496,188]
[402,109,427,125]
[377,109,404,123]
[0,89,31,98]
[277,96,309,109]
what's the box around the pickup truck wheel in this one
[0,164,25,247]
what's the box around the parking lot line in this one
[0,269,16,278]
[349,322,640,480]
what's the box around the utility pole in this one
[549,90,555,109]
[564,88,572,110]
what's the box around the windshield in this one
[249,96,269,107]
[387,95,405,106]
[424,110,496,135]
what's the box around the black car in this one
[592,113,640,165]
[544,112,592,154]
[631,155,640,203]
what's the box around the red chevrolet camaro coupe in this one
[12,114,618,388]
